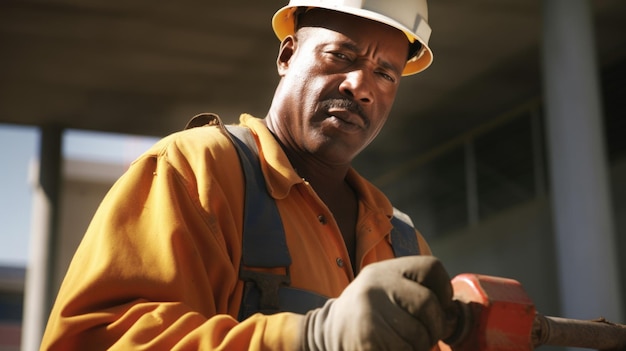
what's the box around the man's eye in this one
[331,52,350,60]
[377,71,396,83]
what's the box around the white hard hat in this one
[272,0,433,76]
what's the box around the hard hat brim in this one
[271,4,433,76]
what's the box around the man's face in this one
[272,9,409,166]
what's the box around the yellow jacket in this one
[40,114,432,350]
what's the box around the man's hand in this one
[300,256,454,351]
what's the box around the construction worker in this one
[40,0,455,350]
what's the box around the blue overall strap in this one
[390,208,421,257]
[226,125,330,320]
[226,126,291,317]
[227,125,291,268]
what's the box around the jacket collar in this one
[240,114,395,221]
[240,114,302,200]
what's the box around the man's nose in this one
[339,69,373,104]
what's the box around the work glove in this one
[300,256,454,351]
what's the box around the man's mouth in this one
[327,110,365,129]
[320,98,368,129]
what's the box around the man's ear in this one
[277,36,296,76]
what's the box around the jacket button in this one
[318,215,327,224]
[336,258,344,268]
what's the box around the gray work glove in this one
[301,256,454,351]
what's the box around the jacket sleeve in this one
[39,131,302,351]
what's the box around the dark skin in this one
[264,9,410,270]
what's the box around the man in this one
[40,0,455,350]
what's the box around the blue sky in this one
[0,124,157,267]
[0,125,38,266]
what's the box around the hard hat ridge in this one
[272,0,433,76]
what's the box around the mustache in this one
[320,98,365,118]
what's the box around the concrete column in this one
[542,0,623,325]
[21,126,63,351]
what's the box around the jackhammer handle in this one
[533,314,626,350]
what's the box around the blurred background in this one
[1,0,625,350]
